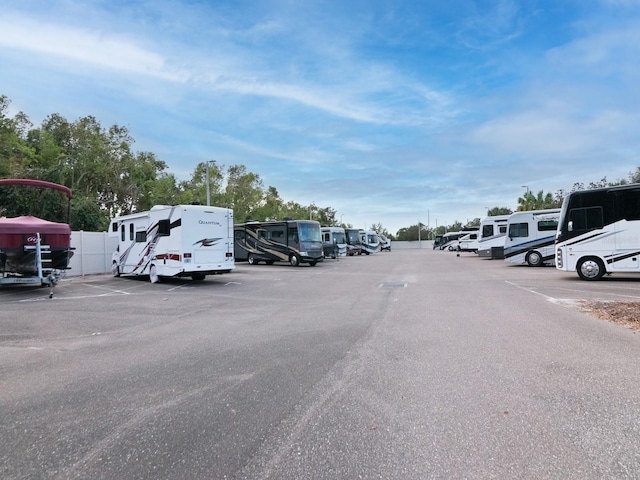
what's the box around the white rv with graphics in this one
[556,184,640,280]
[359,230,381,255]
[109,205,235,283]
[477,215,510,258]
[504,209,560,266]
[457,231,479,253]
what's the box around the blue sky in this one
[1,0,639,234]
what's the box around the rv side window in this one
[135,231,147,242]
[112,222,118,233]
[271,229,285,242]
[499,226,507,234]
[288,227,299,244]
[482,225,493,238]
[617,189,640,221]
[569,207,604,231]
[120,225,125,242]
[158,219,171,236]
[323,233,330,242]
[509,223,528,238]
[537,220,558,231]
[129,223,134,241]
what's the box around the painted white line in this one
[504,280,556,301]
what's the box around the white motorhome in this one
[109,204,234,283]
[457,231,479,253]
[321,226,347,258]
[359,230,381,255]
[435,231,463,251]
[503,209,560,266]
[477,215,510,258]
[556,184,640,280]
[378,233,391,252]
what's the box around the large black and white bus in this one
[234,219,323,266]
[556,184,640,280]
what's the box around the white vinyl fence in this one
[67,231,118,277]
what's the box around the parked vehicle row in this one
[107,206,393,283]
[441,184,640,281]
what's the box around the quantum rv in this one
[109,204,235,283]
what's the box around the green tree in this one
[516,190,561,211]
[487,207,513,216]
[225,164,264,222]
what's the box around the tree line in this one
[0,95,342,232]
[1,95,637,241]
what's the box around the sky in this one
[1,0,639,234]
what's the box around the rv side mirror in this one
[568,221,573,232]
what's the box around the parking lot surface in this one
[2,249,640,479]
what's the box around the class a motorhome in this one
[457,231,479,253]
[477,215,510,258]
[378,233,391,252]
[109,204,235,283]
[359,230,381,255]
[344,228,363,256]
[321,226,347,258]
[556,184,640,280]
[234,219,323,266]
[434,231,463,250]
[503,209,560,266]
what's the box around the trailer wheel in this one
[248,254,260,265]
[111,262,120,277]
[289,254,301,266]
[149,265,160,284]
[526,251,543,267]
[577,257,605,281]
[191,273,205,281]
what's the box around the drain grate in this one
[379,282,407,289]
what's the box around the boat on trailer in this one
[0,179,73,295]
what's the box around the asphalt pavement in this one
[1,249,640,479]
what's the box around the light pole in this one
[521,185,529,195]
[206,160,215,206]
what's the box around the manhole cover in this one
[379,282,407,288]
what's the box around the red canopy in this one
[0,216,71,235]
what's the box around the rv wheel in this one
[309,260,317,266]
[289,253,301,266]
[248,254,259,265]
[577,257,605,281]
[149,265,159,284]
[111,262,120,277]
[191,273,205,281]
[526,251,543,267]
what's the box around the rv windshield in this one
[333,231,346,244]
[298,223,322,242]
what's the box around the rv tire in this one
[309,260,317,266]
[111,262,120,277]
[577,257,605,281]
[248,254,259,265]
[192,273,205,281]
[289,254,301,266]
[526,251,543,267]
[149,265,160,284]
